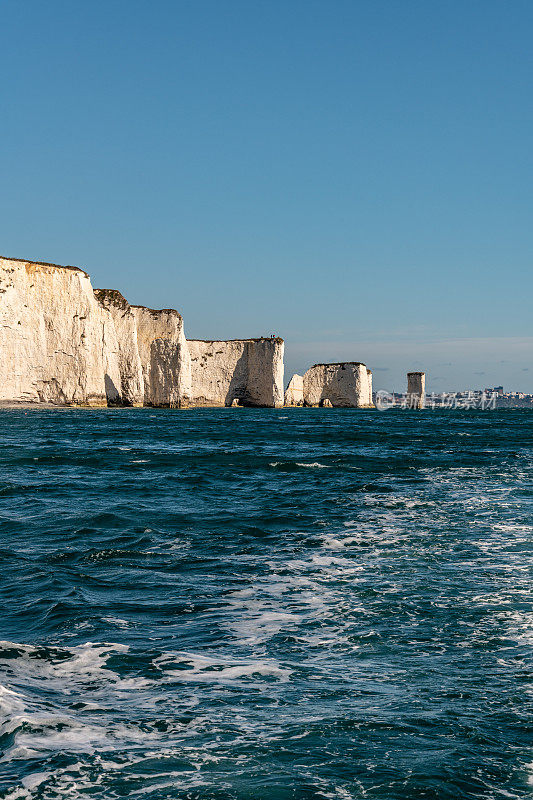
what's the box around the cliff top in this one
[94,288,129,308]
[130,304,182,319]
[311,362,366,368]
[189,337,284,344]
[0,255,89,277]
[94,291,183,318]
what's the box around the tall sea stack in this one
[407,372,426,409]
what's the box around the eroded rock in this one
[187,338,284,407]
[303,362,372,408]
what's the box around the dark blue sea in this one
[1,408,532,799]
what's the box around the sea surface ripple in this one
[0,408,532,799]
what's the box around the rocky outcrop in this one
[0,256,109,405]
[132,306,191,407]
[187,338,284,407]
[94,290,144,406]
[302,362,373,408]
[284,374,304,406]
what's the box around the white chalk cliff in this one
[0,257,109,405]
[0,255,284,408]
[132,305,191,408]
[93,290,144,406]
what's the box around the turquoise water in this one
[0,408,532,799]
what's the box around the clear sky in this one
[1,0,532,392]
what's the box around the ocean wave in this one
[0,408,532,798]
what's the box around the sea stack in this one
[186,338,284,407]
[302,363,373,408]
[284,374,304,406]
[407,372,426,409]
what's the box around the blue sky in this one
[1,0,532,392]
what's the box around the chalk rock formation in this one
[284,374,304,406]
[407,371,425,409]
[247,337,284,407]
[0,256,109,405]
[320,398,333,408]
[132,306,191,407]
[94,290,144,406]
[303,362,372,408]
[187,338,284,407]
[0,255,284,409]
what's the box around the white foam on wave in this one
[0,640,130,687]
[500,610,533,646]
[21,772,51,791]
[102,616,130,627]
[268,461,330,469]
[225,607,301,646]
[0,633,295,794]
[0,638,209,790]
[153,651,291,684]
[0,683,26,737]
[6,718,164,762]
[323,535,362,549]
[0,640,166,760]
[492,522,533,534]
[3,789,30,800]
[223,548,374,657]
[223,567,337,645]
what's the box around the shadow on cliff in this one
[104,373,121,406]
[224,351,249,406]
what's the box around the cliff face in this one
[303,362,372,408]
[94,290,144,406]
[0,256,284,409]
[132,306,190,408]
[187,338,284,407]
[0,257,109,405]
